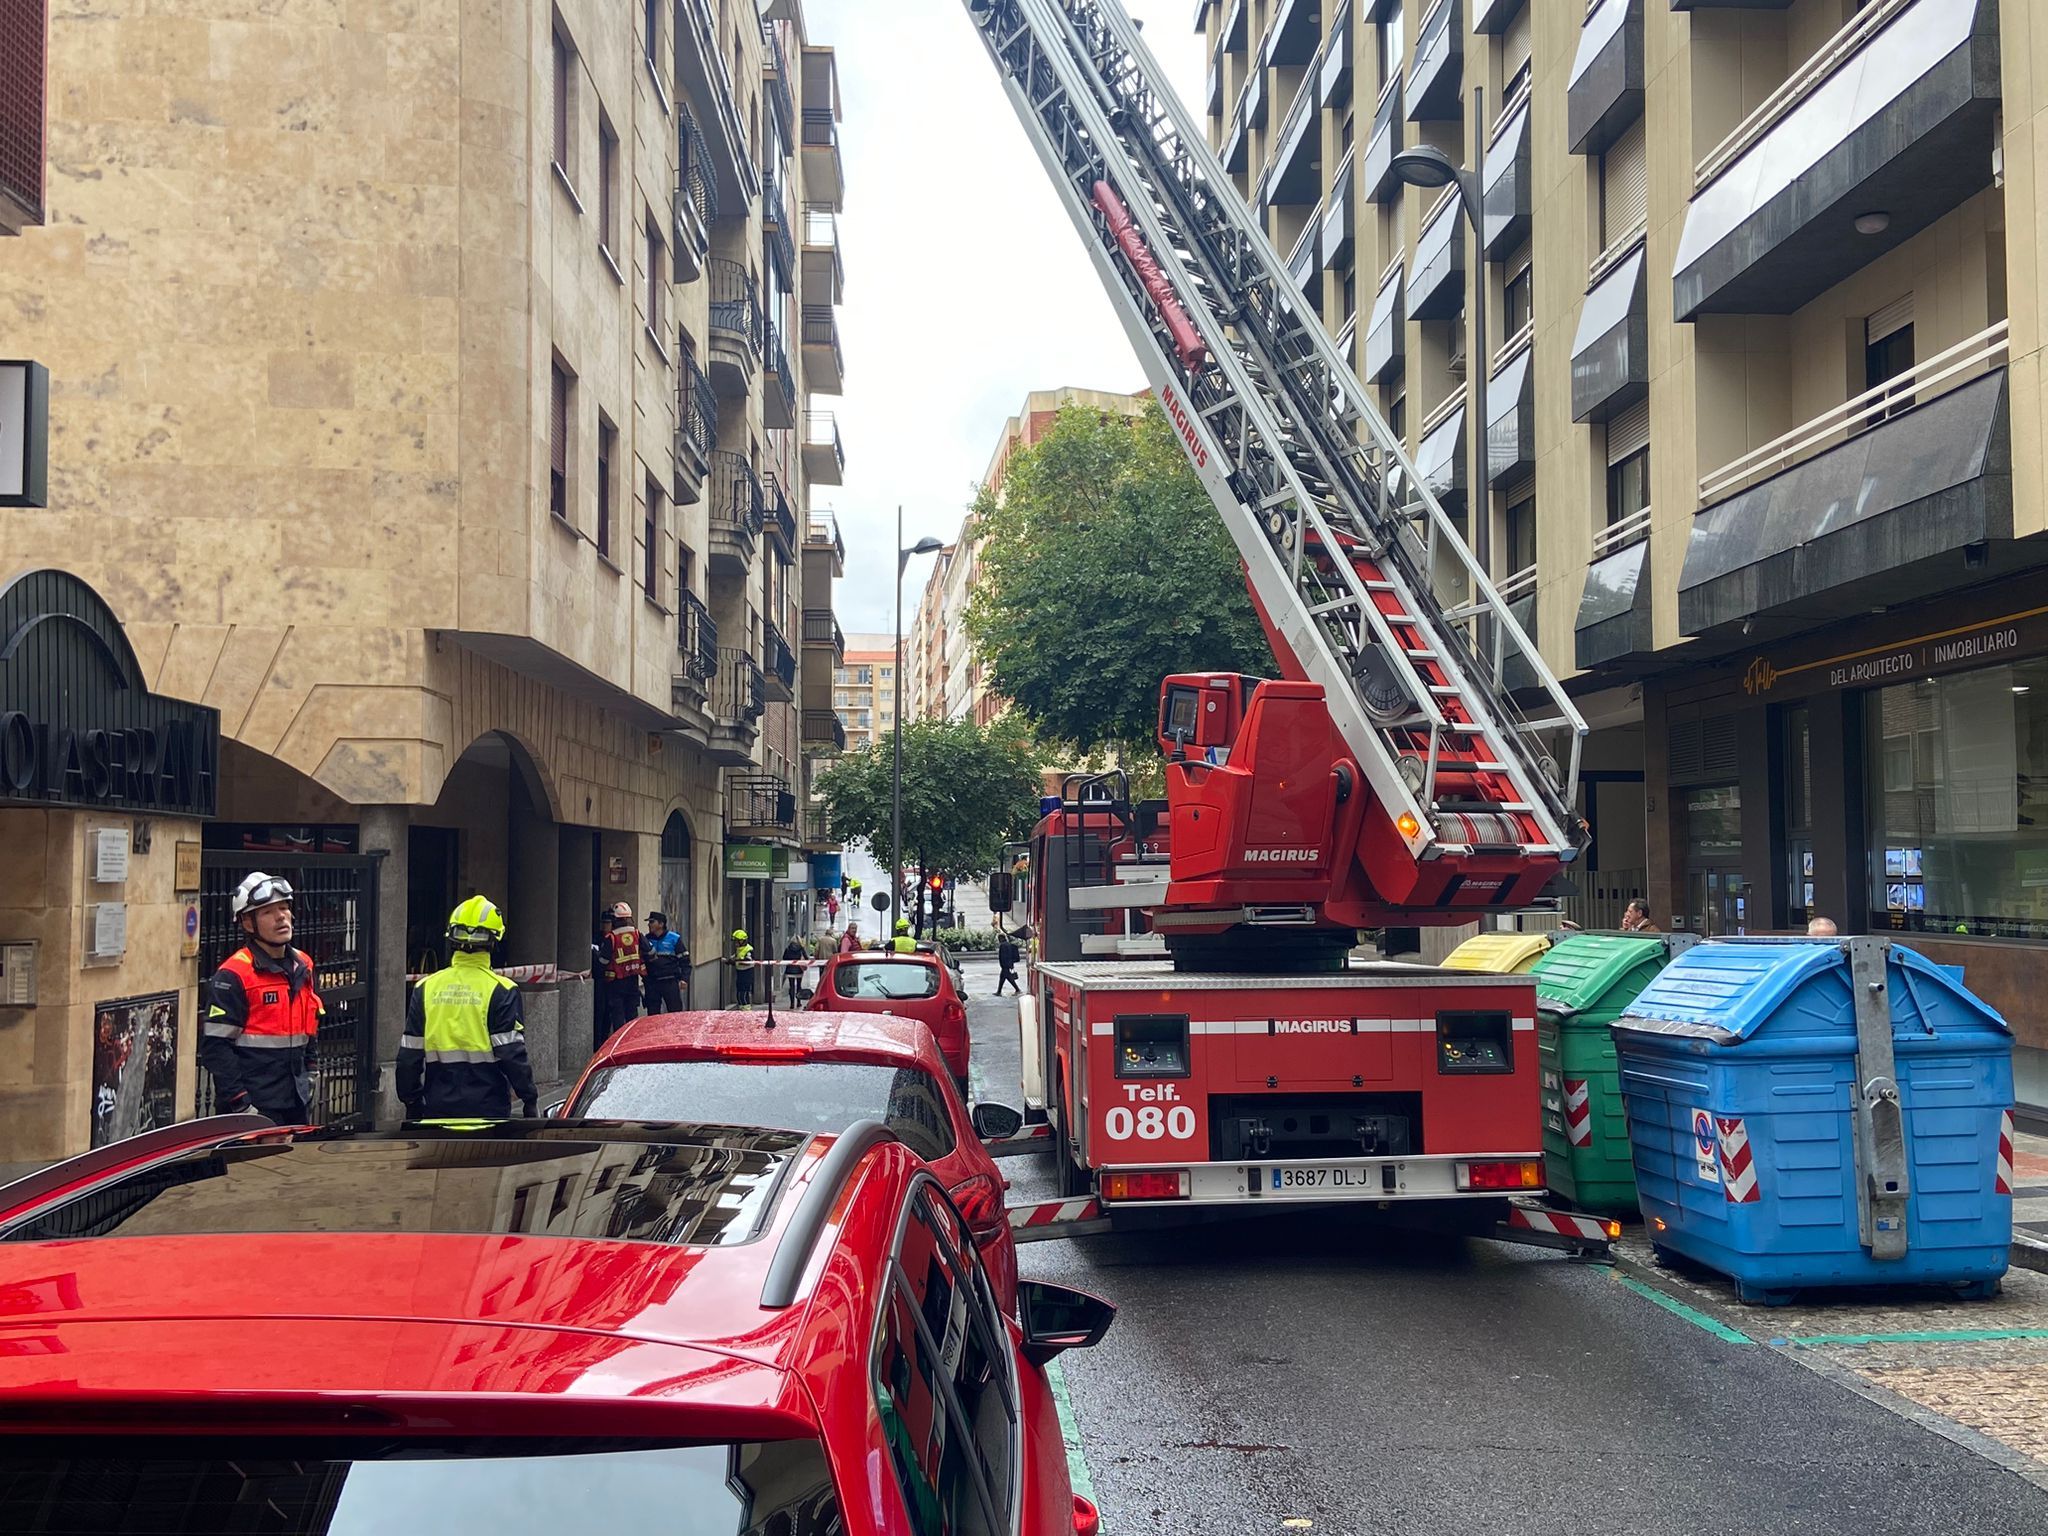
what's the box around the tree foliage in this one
[965,403,1270,758]
[814,716,1044,877]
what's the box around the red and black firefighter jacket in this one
[201,945,325,1115]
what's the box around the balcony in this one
[762,320,797,430]
[763,471,797,563]
[805,513,845,578]
[1235,61,1268,140]
[801,305,845,394]
[1321,153,1354,271]
[1416,397,1466,516]
[1264,0,1319,67]
[801,204,844,307]
[1499,579,1539,694]
[1221,0,1247,50]
[1363,79,1404,202]
[801,49,843,206]
[1567,0,1644,156]
[804,411,845,485]
[803,708,848,757]
[1485,338,1534,486]
[1320,0,1352,108]
[674,105,719,281]
[1673,0,2000,320]
[802,799,834,850]
[707,258,762,397]
[1287,218,1319,302]
[1680,326,2032,647]
[673,590,718,708]
[1364,262,1404,382]
[710,648,765,764]
[674,345,717,505]
[1576,516,1655,671]
[1208,54,1225,118]
[1481,94,1530,258]
[728,772,797,838]
[679,0,757,215]
[1266,72,1321,206]
[763,619,797,702]
[803,608,846,665]
[1223,111,1250,176]
[1406,0,1462,122]
[761,17,795,150]
[1570,239,1647,424]
[1474,0,1523,31]
[710,451,764,576]
[762,162,796,285]
[1409,191,1464,320]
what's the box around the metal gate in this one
[197,852,381,1128]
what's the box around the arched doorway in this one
[660,810,695,994]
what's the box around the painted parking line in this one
[1608,1269,1753,1345]
[1046,1359,1098,1503]
[1769,1328,2048,1348]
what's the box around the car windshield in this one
[0,1439,841,1535]
[574,1060,956,1161]
[835,960,940,1000]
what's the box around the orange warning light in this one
[1396,813,1421,838]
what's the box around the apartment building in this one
[1198,0,2048,1095]
[905,386,1151,727]
[833,634,901,751]
[0,0,847,1162]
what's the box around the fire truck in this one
[964,0,1612,1253]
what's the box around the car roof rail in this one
[760,1117,897,1310]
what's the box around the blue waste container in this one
[1612,938,2012,1305]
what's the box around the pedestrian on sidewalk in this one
[839,921,861,954]
[782,935,808,1009]
[1620,899,1659,933]
[996,927,1023,996]
[399,896,536,1121]
[643,910,689,1014]
[201,872,324,1124]
[594,904,644,1046]
[731,929,756,1008]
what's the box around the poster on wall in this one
[90,992,179,1149]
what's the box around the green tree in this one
[965,403,1270,761]
[815,716,1044,885]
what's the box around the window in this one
[596,416,616,559]
[548,360,572,520]
[1866,662,2048,939]
[880,665,893,680]
[1376,9,1405,90]
[873,1182,1018,1536]
[1386,390,1406,444]
[644,472,662,597]
[1342,264,1358,320]
[1504,492,1536,575]
[1503,259,1533,337]
[598,116,618,261]
[831,960,940,1001]
[1865,297,1915,423]
[1499,2,1532,103]
[551,24,574,184]
[646,215,667,338]
[1597,117,1646,251]
[644,0,660,67]
[1603,398,1650,528]
[678,541,695,600]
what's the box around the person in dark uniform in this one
[201,872,324,1124]
[643,910,690,1014]
[399,896,536,1120]
[996,927,1023,996]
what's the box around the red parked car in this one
[810,951,972,1084]
[563,1007,1024,1309]
[0,1114,1112,1536]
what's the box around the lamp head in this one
[1389,145,1460,190]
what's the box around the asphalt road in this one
[957,959,2048,1536]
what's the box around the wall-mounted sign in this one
[91,902,127,959]
[90,992,179,1149]
[174,840,202,892]
[1741,603,2048,701]
[181,900,200,959]
[606,855,628,885]
[94,827,130,884]
[725,843,774,879]
[0,361,48,509]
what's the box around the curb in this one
[2013,1231,2048,1275]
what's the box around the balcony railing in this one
[711,451,765,557]
[1698,320,2009,506]
[801,106,842,201]
[803,609,846,662]
[762,470,798,557]
[806,513,845,566]
[715,648,766,724]
[803,708,848,754]
[728,771,796,834]
[1593,506,1652,559]
[709,258,762,355]
[677,346,717,469]
[763,319,796,428]
[802,799,834,846]
[763,619,797,692]
[804,412,844,480]
[676,104,718,244]
[760,17,795,147]
[677,590,718,685]
[1494,565,1539,602]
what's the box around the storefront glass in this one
[1681,785,1745,934]
[1866,659,2048,938]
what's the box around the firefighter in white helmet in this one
[201,872,324,1123]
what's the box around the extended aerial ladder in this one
[960,0,1588,928]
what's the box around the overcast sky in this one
[804,0,1205,632]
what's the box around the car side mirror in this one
[988,871,1015,914]
[1017,1280,1115,1367]
[971,1102,1024,1142]
[543,1099,567,1119]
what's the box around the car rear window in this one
[574,1060,957,1161]
[834,960,940,1001]
[0,1439,842,1535]
[0,1128,802,1248]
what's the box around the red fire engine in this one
[964,1,1609,1252]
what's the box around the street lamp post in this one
[893,506,945,942]
[1390,88,1493,672]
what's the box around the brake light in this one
[720,1045,811,1061]
[952,1173,1004,1238]
[1074,1494,1101,1536]
[941,999,967,1031]
[1457,1159,1544,1191]
[1101,1169,1188,1202]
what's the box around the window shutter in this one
[1501,5,1533,88]
[1606,398,1650,463]
[550,367,568,484]
[1867,294,1914,342]
[1601,118,1647,241]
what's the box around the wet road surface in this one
[957,958,2048,1535]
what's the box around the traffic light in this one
[928,875,945,892]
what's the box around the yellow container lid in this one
[1440,932,1553,974]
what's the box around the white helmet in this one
[232,872,294,919]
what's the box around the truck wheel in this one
[1053,1067,1091,1198]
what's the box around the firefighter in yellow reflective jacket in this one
[399,896,537,1119]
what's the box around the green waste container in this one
[1531,933,1694,1215]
